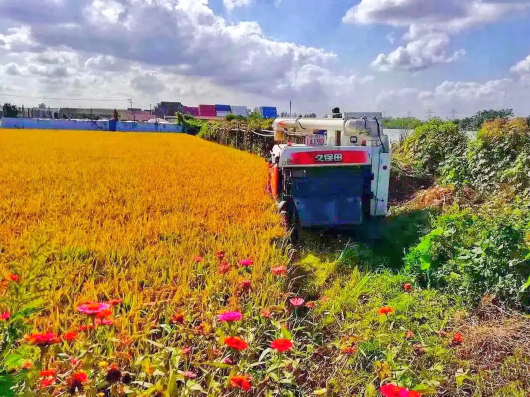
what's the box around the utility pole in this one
[149,104,152,115]
[128,99,135,121]
[407,111,412,118]
[427,109,433,120]
[289,100,292,117]
[450,109,458,120]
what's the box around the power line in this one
[427,109,433,120]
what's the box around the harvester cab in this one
[268,111,390,239]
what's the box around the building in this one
[154,102,184,117]
[59,108,115,120]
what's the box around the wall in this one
[0,118,183,133]
[1,118,109,130]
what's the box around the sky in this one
[0,0,530,118]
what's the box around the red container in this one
[199,105,216,117]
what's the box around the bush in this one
[404,205,530,308]
[393,119,468,177]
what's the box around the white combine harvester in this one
[268,110,390,239]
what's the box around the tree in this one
[459,109,514,130]
[2,103,19,118]
[113,109,120,121]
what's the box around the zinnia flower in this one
[271,266,286,276]
[69,371,88,391]
[289,298,305,307]
[240,259,253,267]
[22,361,33,370]
[171,313,185,324]
[216,251,225,260]
[26,332,61,346]
[62,332,78,341]
[403,283,412,291]
[380,384,421,397]
[405,331,415,339]
[193,256,204,263]
[70,358,81,366]
[224,336,248,351]
[96,308,113,318]
[0,312,10,320]
[305,301,315,308]
[341,346,357,354]
[271,338,293,352]
[40,378,55,388]
[95,318,113,326]
[240,280,251,290]
[181,346,191,355]
[229,375,252,391]
[217,311,243,322]
[452,332,463,345]
[40,370,56,377]
[8,274,19,282]
[218,262,230,274]
[106,365,122,383]
[260,308,272,319]
[378,306,394,315]
[182,371,197,379]
[76,302,111,316]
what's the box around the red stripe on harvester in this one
[289,151,369,165]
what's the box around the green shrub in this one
[404,205,530,308]
[393,119,468,177]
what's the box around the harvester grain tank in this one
[268,112,390,238]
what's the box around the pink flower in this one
[76,302,111,315]
[240,280,251,290]
[217,311,243,322]
[182,371,197,379]
[289,298,305,307]
[240,259,253,267]
[271,266,287,276]
[8,274,19,282]
[0,312,10,320]
[181,346,191,355]
[70,358,82,367]
[223,357,234,365]
[95,318,113,326]
[216,251,225,260]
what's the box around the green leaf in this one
[281,327,292,340]
[259,348,272,362]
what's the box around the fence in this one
[0,118,184,133]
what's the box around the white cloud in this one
[223,0,252,11]
[372,33,465,71]
[344,0,530,71]
[386,32,396,44]
[511,54,530,74]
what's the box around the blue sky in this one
[0,0,530,117]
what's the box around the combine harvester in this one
[268,110,390,240]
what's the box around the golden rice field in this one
[0,129,294,395]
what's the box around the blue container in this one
[215,104,232,112]
[261,107,278,119]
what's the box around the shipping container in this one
[216,111,233,118]
[199,105,217,117]
[215,104,232,112]
[260,106,278,119]
[231,106,248,117]
[184,106,200,117]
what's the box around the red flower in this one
[305,301,315,308]
[70,358,81,366]
[171,313,185,324]
[107,299,123,306]
[452,332,463,345]
[405,331,415,339]
[224,336,248,351]
[218,262,230,274]
[240,259,253,267]
[77,324,94,332]
[69,371,88,389]
[22,361,33,370]
[8,274,19,282]
[40,370,56,377]
[40,377,55,388]
[76,302,111,316]
[95,318,113,326]
[96,308,113,318]
[271,266,286,276]
[193,256,204,263]
[240,280,251,290]
[216,251,225,260]
[260,308,272,319]
[0,312,10,320]
[403,283,412,291]
[26,332,61,346]
[380,384,402,397]
[181,346,191,355]
[229,375,252,391]
[378,306,394,315]
[271,338,293,352]
[289,298,305,307]
[62,332,78,341]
